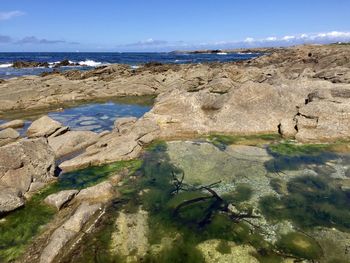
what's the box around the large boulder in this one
[0,138,56,212]
[48,131,99,158]
[27,116,63,138]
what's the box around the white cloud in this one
[0,10,25,21]
[244,37,255,43]
[265,36,277,41]
[234,31,350,47]
[282,35,295,41]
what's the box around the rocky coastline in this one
[1,44,350,263]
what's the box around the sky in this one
[0,0,350,52]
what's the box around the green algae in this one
[260,175,350,230]
[208,133,280,150]
[44,140,350,262]
[268,141,330,156]
[0,159,142,262]
[226,184,253,203]
[265,141,339,171]
[276,232,323,260]
[0,188,56,262]
[216,240,232,254]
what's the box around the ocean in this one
[0,52,258,79]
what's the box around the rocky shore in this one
[1,44,350,262]
[1,44,350,145]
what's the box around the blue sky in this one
[0,0,350,51]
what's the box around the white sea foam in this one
[0,63,13,68]
[217,52,227,55]
[78,60,102,67]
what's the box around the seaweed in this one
[260,175,350,230]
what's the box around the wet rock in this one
[39,201,102,263]
[39,227,76,263]
[196,239,259,263]
[166,141,268,185]
[48,130,98,158]
[27,116,63,138]
[312,227,350,263]
[0,128,20,146]
[110,208,149,261]
[62,202,102,232]
[44,190,79,210]
[0,119,25,130]
[0,187,24,213]
[75,181,116,202]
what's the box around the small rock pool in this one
[0,96,154,134]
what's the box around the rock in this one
[48,126,69,138]
[1,44,350,146]
[295,87,350,141]
[12,61,49,68]
[48,131,98,158]
[110,208,149,261]
[75,181,115,202]
[166,141,268,185]
[0,119,25,130]
[44,190,79,210]
[0,187,24,213]
[1,166,32,193]
[39,202,102,263]
[27,116,63,138]
[62,202,102,232]
[39,227,76,263]
[0,128,20,146]
[207,77,234,94]
[0,138,56,212]
[59,131,144,172]
[279,119,297,138]
[53,59,77,68]
[0,128,20,139]
[196,239,259,263]
[114,117,137,133]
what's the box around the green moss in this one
[276,232,323,260]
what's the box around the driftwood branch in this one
[171,171,260,227]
